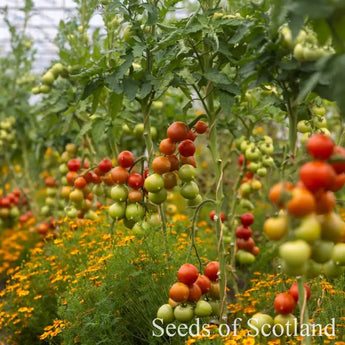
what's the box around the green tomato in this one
[174,305,194,322]
[187,194,202,206]
[180,181,199,200]
[45,197,56,207]
[293,43,305,62]
[42,71,55,85]
[257,167,267,177]
[294,214,321,243]
[51,63,64,76]
[313,116,327,129]
[300,132,311,145]
[240,182,251,197]
[108,202,126,220]
[132,222,145,237]
[39,84,51,93]
[235,135,246,150]
[297,120,311,133]
[249,162,260,172]
[322,260,343,279]
[194,300,212,317]
[279,240,311,267]
[312,106,326,117]
[208,301,220,316]
[123,218,136,229]
[259,143,274,155]
[311,240,334,263]
[147,213,161,226]
[111,185,128,202]
[150,126,157,140]
[133,123,144,138]
[178,164,197,182]
[262,156,274,168]
[32,86,40,94]
[319,212,345,243]
[122,123,132,134]
[157,304,175,323]
[236,250,255,265]
[46,187,57,197]
[59,163,69,174]
[332,243,345,266]
[85,210,97,220]
[144,174,164,193]
[303,47,319,61]
[249,313,274,336]
[245,147,261,161]
[251,180,262,191]
[240,140,251,153]
[125,203,145,222]
[69,189,84,203]
[66,207,78,219]
[239,198,254,210]
[305,259,322,279]
[273,314,297,335]
[9,206,20,218]
[148,189,167,204]
[263,136,273,144]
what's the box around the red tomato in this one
[236,237,255,251]
[66,171,78,185]
[12,189,21,197]
[178,139,196,157]
[195,274,211,294]
[186,129,197,141]
[238,154,244,166]
[306,134,334,160]
[204,261,219,281]
[127,173,144,189]
[240,212,255,226]
[299,161,335,192]
[159,138,176,155]
[167,122,188,142]
[91,172,102,184]
[117,151,134,168]
[67,158,81,172]
[177,263,199,285]
[98,158,113,173]
[274,292,296,314]
[74,176,87,189]
[194,121,208,134]
[330,146,345,174]
[103,174,115,186]
[209,211,226,222]
[235,225,253,240]
[289,282,311,302]
[330,173,345,192]
[188,283,202,302]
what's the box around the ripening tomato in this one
[67,158,81,172]
[167,121,188,142]
[330,146,345,174]
[178,139,196,157]
[314,190,336,214]
[274,293,296,315]
[94,167,105,176]
[299,161,335,192]
[37,222,50,235]
[45,176,56,187]
[240,212,254,226]
[98,158,112,173]
[177,263,199,285]
[74,176,87,189]
[330,173,345,192]
[269,182,294,207]
[289,282,311,302]
[195,274,211,294]
[159,138,176,155]
[306,134,334,160]
[128,189,143,202]
[204,261,219,281]
[66,171,78,185]
[252,246,260,256]
[236,237,255,251]
[103,173,115,186]
[169,282,190,302]
[117,150,134,168]
[111,166,129,184]
[235,225,253,239]
[69,189,84,203]
[127,173,144,189]
[152,156,171,174]
[91,172,102,184]
[188,283,202,302]
[181,155,197,168]
[166,154,179,171]
[186,129,197,141]
[194,121,208,134]
[163,172,178,189]
[287,187,315,218]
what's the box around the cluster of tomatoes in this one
[0,116,16,150]
[156,262,221,323]
[144,120,208,207]
[40,176,65,219]
[236,135,275,210]
[297,104,330,143]
[235,213,259,265]
[249,282,311,336]
[0,188,30,229]
[264,134,345,278]
[32,63,66,95]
